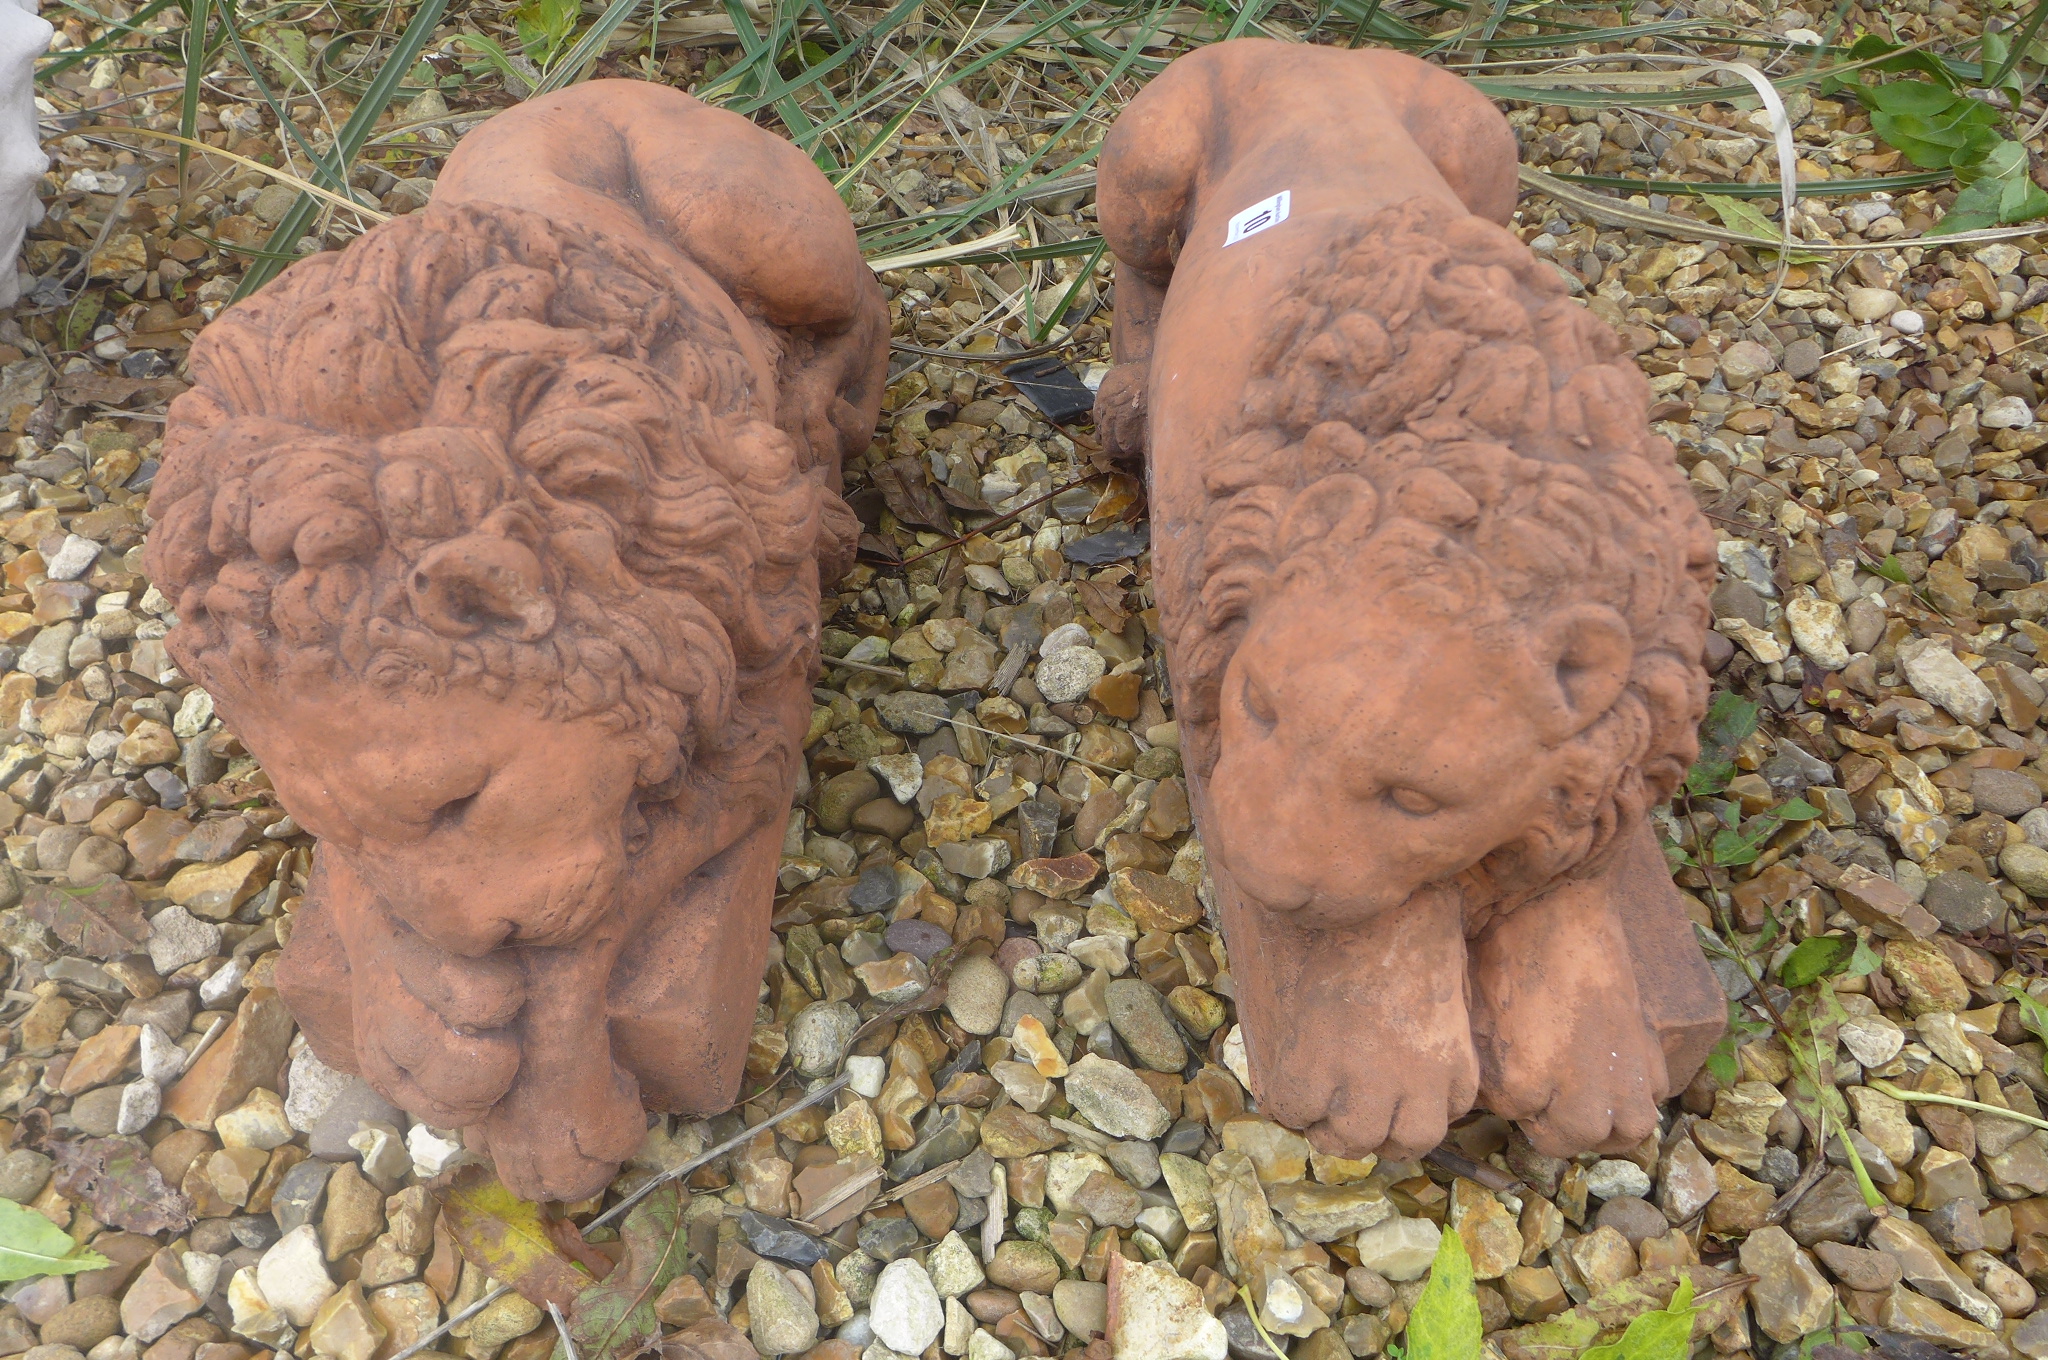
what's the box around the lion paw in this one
[477,1062,646,1202]
[1252,998,1479,1161]
[1093,362,1149,461]
[1475,985,1669,1158]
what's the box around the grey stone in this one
[1923,870,2005,934]
[1787,1169,1876,1246]
[870,1260,944,1356]
[789,1002,860,1080]
[742,1211,831,1267]
[858,1216,923,1263]
[746,1262,820,1356]
[1106,980,1186,1073]
[271,1158,335,1234]
[1974,769,2043,819]
[1782,338,1825,379]
[119,991,195,1038]
[1584,1159,1652,1201]
[1032,649,1105,704]
[1592,1195,1668,1245]
[1063,1054,1171,1139]
[144,907,219,976]
[69,1086,123,1137]
[875,692,952,736]
[0,1150,50,1203]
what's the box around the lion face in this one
[223,667,644,955]
[1204,572,1635,928]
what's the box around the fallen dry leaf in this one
[48,1136,193,1236]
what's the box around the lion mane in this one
[147,199,858,805]
[1168,197,1715,918]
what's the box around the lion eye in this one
[1240,671,1278,731]
[1386,787,1442,816]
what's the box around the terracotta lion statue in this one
[148,82,887,1199]
[1096,40,1725,1158]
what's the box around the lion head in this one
[147,199,855,954]
[1167,197,1714,932]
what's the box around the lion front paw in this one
[1481,1021,1668,1158]
[1472,943,1669,1157]
[1278,1038,1480,1163]
[1092,362,1149,461]
[1246,967,1479,1160]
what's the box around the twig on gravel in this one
[1422,1146,1526,1196]
[545,1302,577,1360]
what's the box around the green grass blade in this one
[831,104,915,195]
[213,0,335,182]
[533,0,646,96]
[37,0,180,83]
[1225,0,1271,41]
[177,0,215,212]
[1546,169,1952,197]
[1028,234,1106,342]
[233,0,449,299]
[854,8,1157,258]
[447,31,528,90]
[1989,0,2048,90]
[728,0,923,121]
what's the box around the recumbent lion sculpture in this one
[148,82,888,1200]
[1094,40,1726,1159]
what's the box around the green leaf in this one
[1781,935,1850,988]
[1709,824,1765,867]
[1932,174,2015,235]
[1874,554,1911,584]
[1847,935,1883,978]
[2006,986,2048,1073]
[555,1183,689,1360]
[1703,195,1779,240]
[1861,77,1961,115]
[0,1200,110,1283]
[1705,1004,1771,1084]
[1975,137,2033,183]
[1872,109,1986,168]
[1687,692,1759,796]
[1582,1278,1696,1360]
[1775,798,1823,822]
[1840,34,1961,83]
[1405,1229,1481,1360]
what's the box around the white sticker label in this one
[1224,190,1291,247]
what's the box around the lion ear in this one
[1531,604,1632,739]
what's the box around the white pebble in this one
[1890,309,1925,335]
[407,1124,463,1178]
[1033,647,1105,703]
[1585,1158,1653,1200]
[1038,623,1092,657]
[115,1078,159,1135]
[140,1024,185,1085]
[847,1055,887,1098]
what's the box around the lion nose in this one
[407,533,556,641]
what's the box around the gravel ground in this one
[6,2,2048,1359]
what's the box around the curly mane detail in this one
[1169,197,1715,918]
[148,200,855,801]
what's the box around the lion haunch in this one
[148,82,887,1201]
[1095,40,1725,1161]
